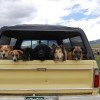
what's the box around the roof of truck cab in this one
[0,24,85,40]
[0,24,83,32]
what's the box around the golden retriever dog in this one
[0,45,13,59]
[10,50,23,62]
[67,46,83,60]
[53,45,67,61]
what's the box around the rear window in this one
[0,29,94,60]
[0,35,10,45]
[9,38,17,46]
[70,36,84,48]
[21,40,57,49]
[0,35,17,46]
[63,36,86,51]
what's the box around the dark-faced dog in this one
[33,44,52,60]
[22,48,33,61]
[71,46,83,60]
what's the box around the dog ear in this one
[18,50,23,55]
[71,46,75,51]
[81,47,84,51]
[0,45,2,49]
[9,51,13,55]
[8,46,13,50]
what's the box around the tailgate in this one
[0,60,97,94]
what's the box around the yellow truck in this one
[0,25,100,100]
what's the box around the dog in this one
[10,50,23,62]
[68,46,83,60]
[53,45,67,61]
[0,45,13,59]
[22,48,33,61]
[33,44,52,60]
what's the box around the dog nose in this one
[77,56,80,60]
[39,50,44,57]
[13,59,17,62]
[3,54,5,57]
[56,56,60,60]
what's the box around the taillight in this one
[94,69,99,88]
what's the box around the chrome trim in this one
[0,68,93,70]
[92,69,94,88]
[0,88,94,90]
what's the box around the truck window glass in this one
[70,36,84,48]
[63,38,71,50]
[21,40,57,49]
[21,40,32,49]
[9,38,17,46]
[0,35,10,45]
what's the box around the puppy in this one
[0,45,13,59]
[53,45,67,61]
[10,50,23,62]
[68,46,83,60]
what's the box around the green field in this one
[95,56,100,72]
[91,44,100,71]
[91,45,100,48]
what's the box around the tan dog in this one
[68,46,83,60]
[53,45,67,61]
[10,50,23,62]
[0,45,13,59]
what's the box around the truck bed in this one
[0,60,98,95]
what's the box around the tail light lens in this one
[94,69,99,88]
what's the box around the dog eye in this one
[0,50,3,52]
[55,51,57,53]
[16,54,18,57]
[5,50,8,52]
[59,51,61,53]
[79,51,81,54]
[74,51,77,54]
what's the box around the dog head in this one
[0,45,13,59]
[53,46,65,61]
[72,46,83,60]
[22,48,33,61]
[34,44,51,60]
[10,50,23,62]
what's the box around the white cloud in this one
[22,0,74,24]
[71,0,100,16]
[0,0,100,40]
[0,0,36,26]
[60,17,100,41]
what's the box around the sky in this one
[0,0,100,41]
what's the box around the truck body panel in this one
[0,60,98,95]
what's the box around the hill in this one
[89,39,100,48]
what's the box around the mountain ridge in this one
[89,39,100,48]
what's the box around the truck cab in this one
[0,25,99,100]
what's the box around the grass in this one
[91,44,100,71]
[95,56,100,72]
[90,44,100,48]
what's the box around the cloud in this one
[0,0,100,40]
[22,0,74,24]
[60,16,100,41]
[0,0,37,27]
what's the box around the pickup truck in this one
[0,24,100,100]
